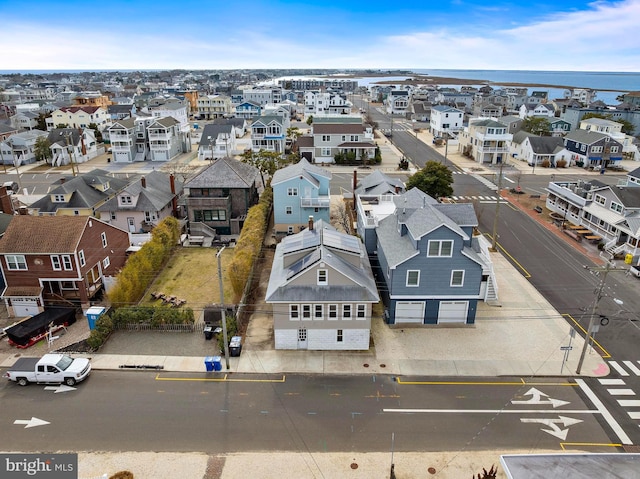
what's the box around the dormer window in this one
[120,195,132,205]
[53,194,66,203]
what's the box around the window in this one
[594,194,606,206]
[53,194,65,203]
[451,270,465,287]
[78,250,85,267]
[287,187,298,196]
[285,206,292,215]
[194,210,227,221]
[302,304,312,320]
[110,212,117,220]
[101,232,107,248]
[328,304,338,320]
[610,202,623,213]
[337,329,343,342]
[290,304,299,320]
[342,304,352,319]
[120,195,132,205]
[321,148,331,156]
[322,135,330,142]
[406,270,420,287]
[103,256,110,268]
[592,146,603,153]
[51,255,61,270]
[610,146,619,153]
[317,269,327,285]
[62,255,72,270]
[356,304,366,319]
[6,255,27,270]
[427,240,453,257]
[314,304,323,319]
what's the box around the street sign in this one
[560,346,573,351]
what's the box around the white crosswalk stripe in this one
[599,378,626,385]
[607,389,636,396]
[628,412,640,419]
[617,400,640,407]
[608,361,630,376]
[623,361,640,375]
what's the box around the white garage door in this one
[395,301,425,324]
[438,301,468,324]
[12,299,39,317]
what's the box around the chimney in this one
[308,215,314,231]
[141,176,146,188]
[169,174,178,216]
[0,187,13,214]
[60,177,66,184]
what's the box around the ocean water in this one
[353,69,640,105]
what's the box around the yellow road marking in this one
[563,313,611,358]
[155,373,286,383]
[481,235,531,278]
[560,442,622,451]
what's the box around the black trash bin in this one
[203,326,213,340]
[229,336,242,357]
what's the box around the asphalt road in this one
[0,372,616,454]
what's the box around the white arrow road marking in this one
[511,387,570,408]
[14,417,50,428]
[520,416,583,440]
[44,385,77,393]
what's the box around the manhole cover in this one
[350,463,358,469]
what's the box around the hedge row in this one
[227,187,273,302]
[108,217,180,307]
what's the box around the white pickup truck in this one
[4,353,91,387]
[630,265,640,278]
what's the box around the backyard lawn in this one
[141,247,235,312]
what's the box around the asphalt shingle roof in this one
[0,215,89,253]
[185,157,262,189]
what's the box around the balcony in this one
[148,132,171,140]
[475,132,512,142]
[300,195,330,208]
[476,146,510,154]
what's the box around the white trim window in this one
[62,255,73,270]
[317,269,327,285]
[321,147,331,156]
[406,270,420,287]
[51,255,62,270]
[342,304,352,320]
[101,232,107,248]
[594,194,606,206]
[451,270,465,287]
[427,240,453,257]
[290,304,299,320]
[103,256,110,269]
[6,254,27,270]
[356,304,366,319]
[285,206,292,215]
[78,250,86,267]
[328,304,338,320]
[610,202,623,213]
[302,304,312,320]
[337,329,343,342]
[314,304,323,320]
[287,187,298,196]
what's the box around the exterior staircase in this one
[605,239,626,257]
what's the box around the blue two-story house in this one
[272,158,332,236]
[563,130,623,169]
[376,189,497,325]
[235,101,262,120]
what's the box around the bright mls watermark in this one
[1,454,77,478]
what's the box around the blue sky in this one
[2,0,639,71]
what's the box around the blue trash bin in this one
[204,356,215,372]
[212,356,222,371]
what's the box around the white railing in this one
[300,196,331,208]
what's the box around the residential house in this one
[579,118,638,159]
[0,124,20,142]
[11,111,39,130]
[250,115,286,154]
[28,169,129,216]
[243,87,283,106]
[548,118,572,137]
[265,218,379,350]
[0,129,49,166]
[213,117,248,137]
[354,170,406,254]
[197,123,237,161]
[457,118,512,165]
[234,101,262,119]
[545,172,640,258]
[197,95,232,120]
[564,88,598,104]
[96,171,182,233]
[517,136,567,168]
[410,101,430,122]
[430,105,464,137]
[46,106,109,132]
[386,90,410,115]
[375,188,497,325]
[298,117,375,164]
[0,215,130,316]
[71,92,112,108]
[519,103,555,119]
[272,158,332,236]
[435,91,474,111]
[107,118,137,163]
[183,158,262,235]
[304,91,351,117]
[47,128,98,166]
[563,130,623,169]
[107,104,137,121]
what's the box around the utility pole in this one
[491,160,505,251]
[576,259,627,374]
[217,246,230,370]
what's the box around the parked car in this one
[629,265,640,278]
[4,353,91,387]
